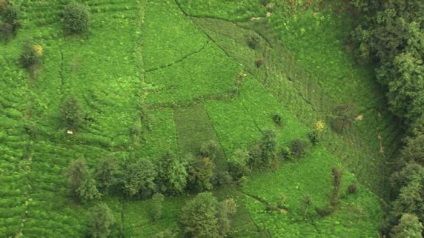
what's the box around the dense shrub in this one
[19,42,41,69]
[255,59,264,67]
[63,2,90,34]
[347,183,358,194]
[2,4,18,24]
[272,114,283,126]
[290,139,308,158]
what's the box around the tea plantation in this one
[0,0,402,237]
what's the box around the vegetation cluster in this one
[351,0,424,236]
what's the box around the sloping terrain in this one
[0,0,400,237]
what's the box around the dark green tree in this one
[199,140,221,160]
[88,203,116,238]
[155,152,187,195]
[186,157,215,192]
[228,149,250,180]
[122,158,157,198]
[95,157,120,193]
[65,158,89,199]
[77,177,102,202]
[392,179,424,222]
[63,2,90,34]
[179,192,219,238]
[259,129,277,166]
[391,213,423,238]
[60,95,84,130]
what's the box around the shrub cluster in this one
[0,3,19,42]
[63,2,90,35]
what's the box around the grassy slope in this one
[0,0,398,237]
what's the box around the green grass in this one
[145,43,241,106]
[174,103,220,157]
[142,0,208,70]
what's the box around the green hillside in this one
[0,0,402,237]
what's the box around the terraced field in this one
[0,0,400,237]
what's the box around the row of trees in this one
[351,0,423,237]
[65,126,318,203]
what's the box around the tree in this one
[179,192,219,238]
[199,140,221,160]
[228,149,250,180]
[180,192,235,238]
[390,162,424,194]
[77,177,102,202]
[88,203,116,238]
[400,135,424,166]
[63,2,90,35]
[186,157,215,192]
[259,129,277,166]
[60,95,84,130]
[392,179,424,222]
[95,157,120,193]
[216,198,237,237]
[290,139,308,158]
[19,42,41,69]
[155,152,187,195]
[122,158,157,198]
[391,213,423,238]
[65,159,89,199]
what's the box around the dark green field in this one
[0,0,402,237]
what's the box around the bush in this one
[347,183,358,194]
[308,131,319,145]
[63,2,90,34]
[290,139,308,158]
[2,5,18,24]
[255,59,264,67]
[247,35,260,49]
[272,114,283,126]
[20,42,41,69]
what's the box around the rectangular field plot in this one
[174,103,222,158]
[145,43,241,106]
[142,0,208,70]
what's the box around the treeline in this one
[351,0,423,237]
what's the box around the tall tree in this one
[391,213,423,238]
[155,152,187,195]
[88,203,116,238]
[122,158,157,198]
[65,159,89,199]
[179,192,219,238]
[95,157,120,193]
